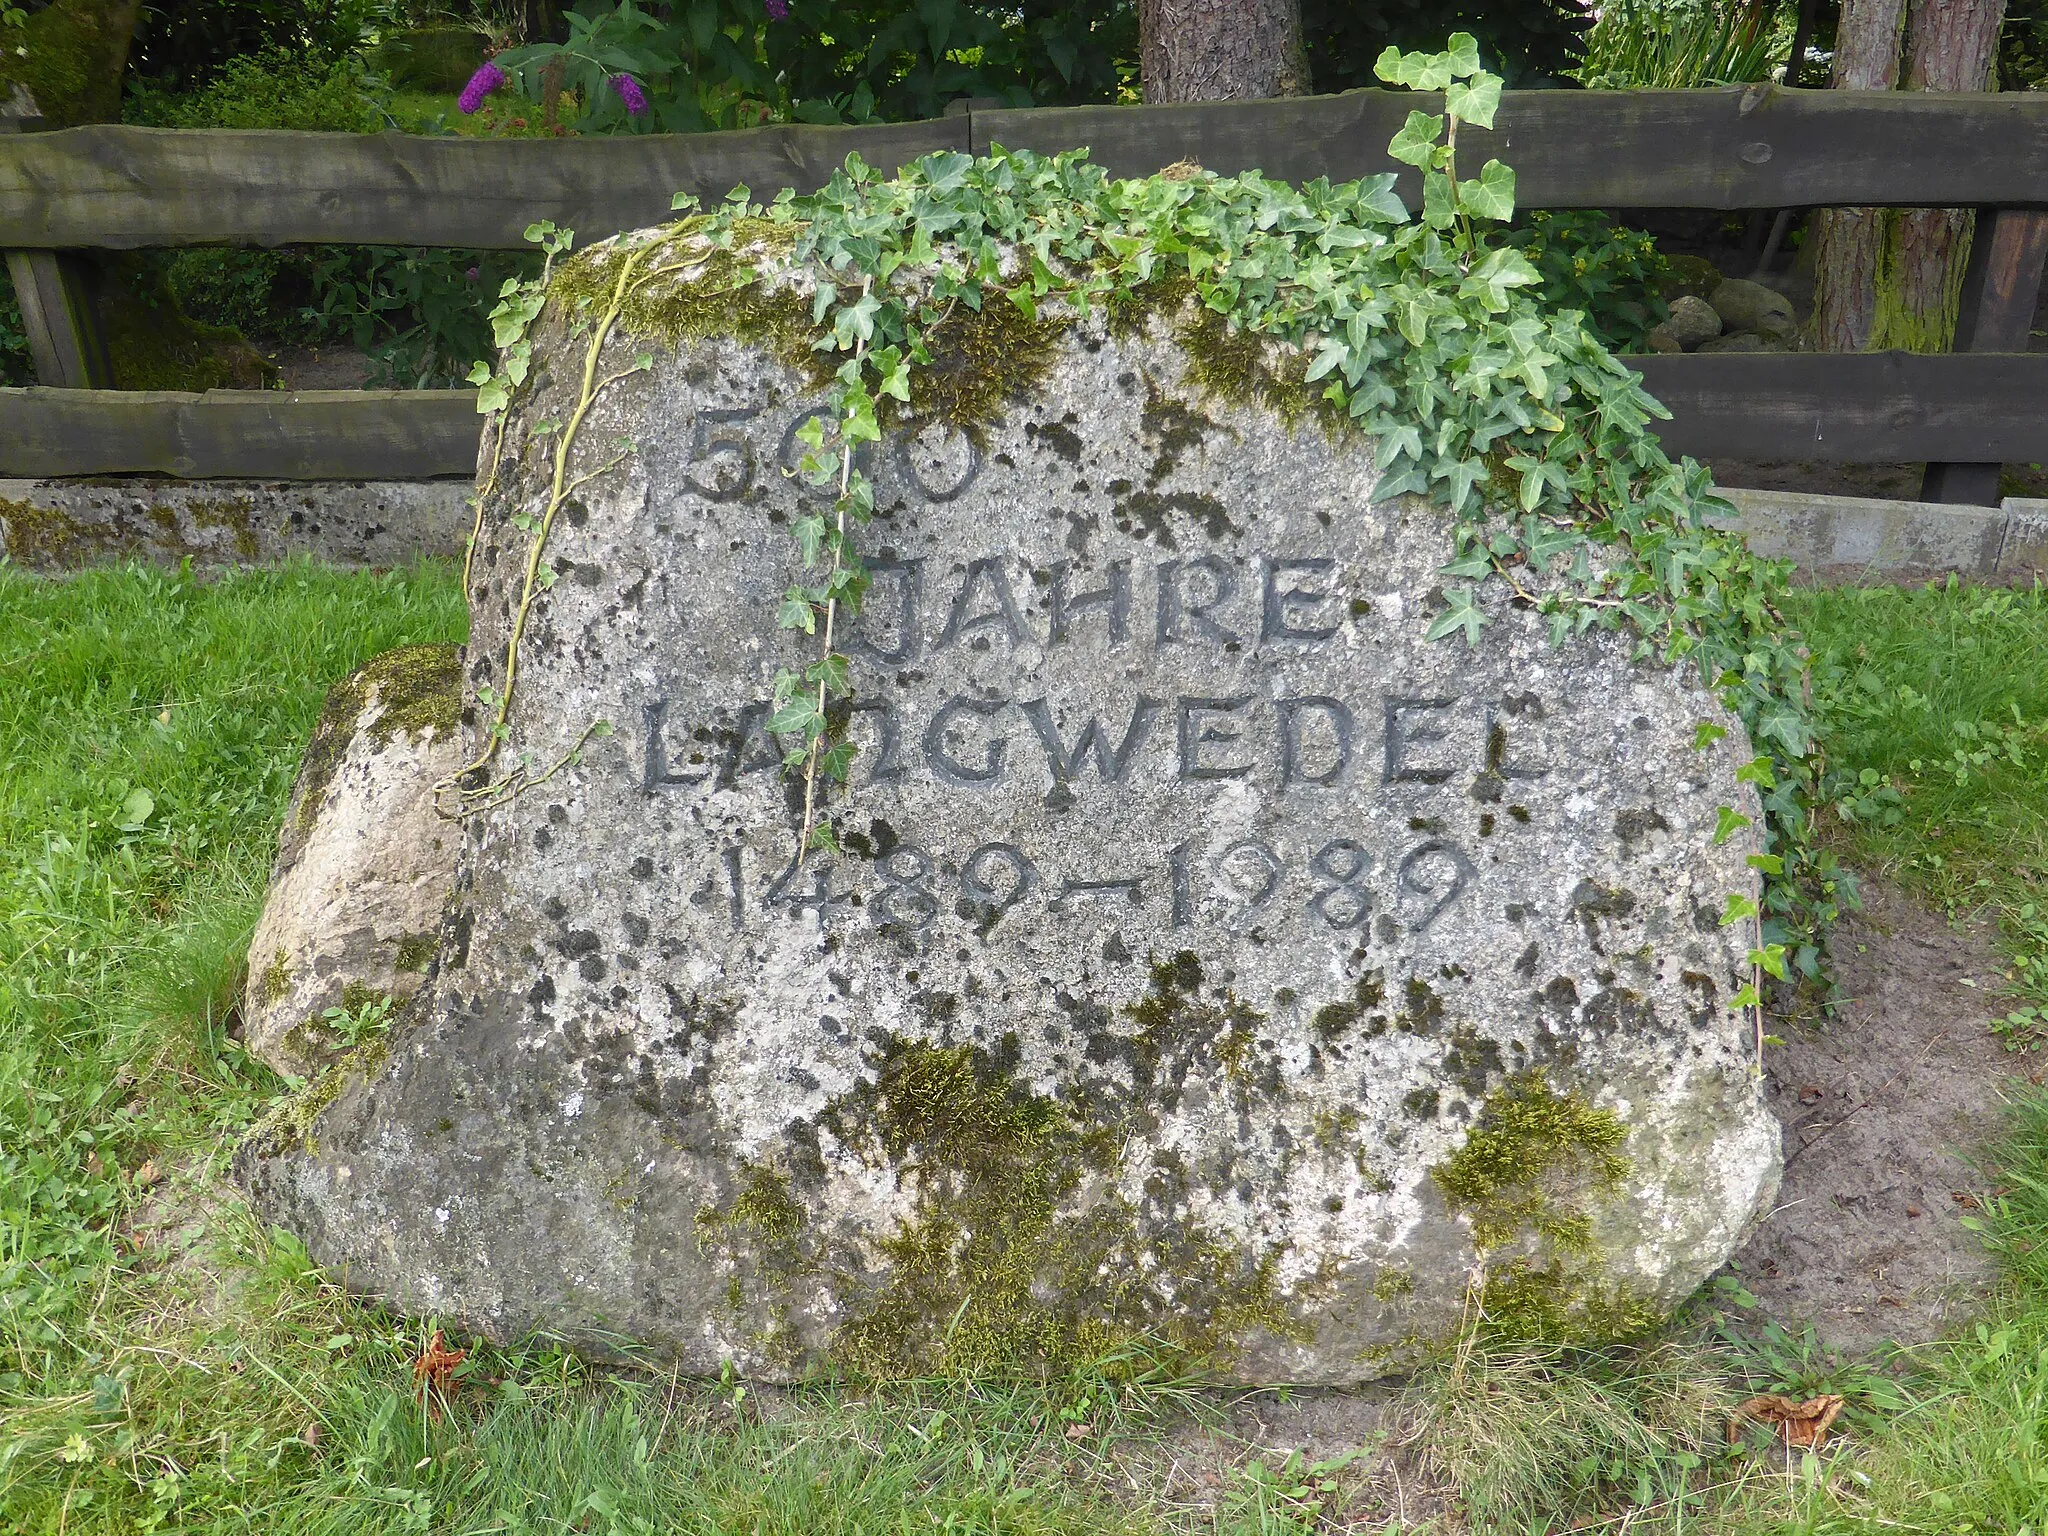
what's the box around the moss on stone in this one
[1430,1069,1629,1253]
[246,1036,391,1156]
[1103,275,1347,437]
[1371,1266,1415,1301]
[392,932,438,974]
[546,227,821,386]
[289,644,463,847]
[698,1161,807,1248]
[0,496,136,565]
[698,1035,1307,1380]
[259,946,291,1006]
[1474,1258,1660,1344]
[894,290,1064,444]
[0,493,262,567]
[551,223,1064,447]
[184,496,261,558]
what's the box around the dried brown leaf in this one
[1728,1392,1845,1450]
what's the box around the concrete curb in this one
[1711,487,2048,584]
[0,477,472,571]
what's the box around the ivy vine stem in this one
[796,310,870,860]
[444,239,685,813]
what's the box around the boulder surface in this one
[243,645,463,1078]
[241,229,1779,1381]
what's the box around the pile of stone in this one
[1646,264,1800,355]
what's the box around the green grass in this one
[0,560,1351,1533]
[12,563,2048,1532]
[1789,579,2048,1040]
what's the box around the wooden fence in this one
[4,85,2046,505]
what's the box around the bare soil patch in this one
[1729,876,2021,1351]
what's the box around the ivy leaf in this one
[1445,74,1500,130]
[792,515,829,564]
[818,741,858,783]
[1721,892,1760,925]
[776,590,818,634]
[1694,721,1730,749]
[1456,160,1517,222]
[1712,805,1754,845]
[1440,539,1493,578]
[1736,754,1778,790]
[1387,111,1445,169]
[1445,32,1482,78]
[1421,171,1457,231]
[805,652,852,696]
[1376,44,1453,91]
[1355,173,1410,223]
[1424,586,1487,646]
[1459,247,1537,313]
[766,699,820,736]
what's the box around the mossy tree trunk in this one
[0,0,140,127]
[1138,0,1310,103]
[1811,0,2008,353]
[1877,0,2009,350]
[1809,0,1908,351]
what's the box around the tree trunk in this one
[0,0,141,126]
[1808,0,1908,351]
[1878,0,2009,350]
[1139,0,1309,103]
[1809,0,2008,352]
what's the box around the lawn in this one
[6,561,2048,1532]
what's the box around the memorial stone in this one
[242,224,1780,1382]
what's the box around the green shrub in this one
[124,46,386,132]
[1574,0,1788,89]
[1508,210,1670,354]
[129,0,384,90]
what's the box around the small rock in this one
[1663,294,1723,350]
[1696,331,1766,354]
[1645,324,1685,354]
[1709,279,1797,342]
[242,645,465,1078]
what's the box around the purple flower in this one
[465,265,480,281]
[764,0,789,18]
[612,73,649,116]
[458,61,506,114]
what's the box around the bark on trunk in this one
[1808,0,1908,351]
[0,0,142,127]
[1810,0,2008,352]
[1880,0,2009,350]
[1138,0,1309,103]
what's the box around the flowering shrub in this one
[477,0,1130,133]
[457,60,506,114]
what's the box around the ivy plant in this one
[465,33,1836,1002]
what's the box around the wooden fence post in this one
[2,92,115,390]
[1921,207,2048,507]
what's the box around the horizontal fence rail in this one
[3,86,2045,505]
[10,354,2048,480]
[2,389,481,479]
[5,88,2048,250]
